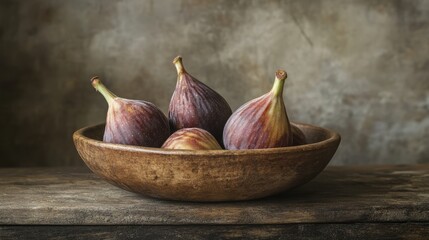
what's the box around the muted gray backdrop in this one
[1,0,428,167]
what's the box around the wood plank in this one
[1,223,429,240]
[0,165,428,225]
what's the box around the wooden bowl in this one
[73,123,340,202]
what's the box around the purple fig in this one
[223,70,293,149]
[291,124,307,146]
[91,77,170,147]
[162,128,222,150]
[168,56,232,146]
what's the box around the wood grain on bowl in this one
[73,123,340,202]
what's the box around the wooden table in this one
[0,165,428,239]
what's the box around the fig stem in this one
[91,76,117,105]
[271,70,288,97]
[173,56,186,75]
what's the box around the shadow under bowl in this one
[73,122,340,202]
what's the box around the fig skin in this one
[162,128,222,150]
[223,70,293,150]
[168,56,232,146]
[91,77,170,147]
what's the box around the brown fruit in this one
[162,128,222,150]
[168,56,232,146]
[91,77,170,147]
[223,70,293,149]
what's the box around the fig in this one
[91,76,170,147]
[162,128,222,150]
[168,56,232,146]
[223,70,293,149]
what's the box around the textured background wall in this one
[0,0,428,167]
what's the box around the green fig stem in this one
[271,70,288,97]
[173,56,187,76]
[91,76,117,105]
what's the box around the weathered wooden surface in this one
[1,224,429,240]
[0,165,428,225]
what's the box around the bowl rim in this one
[73,122,341,156]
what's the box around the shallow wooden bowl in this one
[73,123,340,202]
